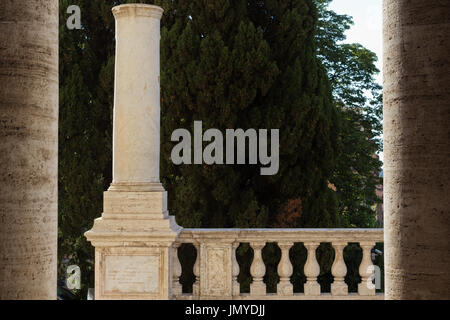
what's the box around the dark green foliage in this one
[290,244,308,292]
[236,243,254,293]
[58,0,116,298]
[160,0,340,229]
[262,244,282,293]
[178,244,197,293]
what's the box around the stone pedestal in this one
[87,189,180,300]
[85,4,180,300]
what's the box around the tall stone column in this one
[0,0,58,300]
[85,4,180,300]
[383,0,450,299]
[109,3,163,192]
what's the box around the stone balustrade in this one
[172,228,384,300]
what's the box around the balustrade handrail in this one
[177,228,383,243]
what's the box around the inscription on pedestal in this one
[104,255,159,294]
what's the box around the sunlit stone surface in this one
[85,4,180,300]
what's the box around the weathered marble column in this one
[109,3,163,192]
[0,0,58,300]
[85,4,180,300]
[383,0,450,299]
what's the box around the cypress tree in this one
[160,0,341,230]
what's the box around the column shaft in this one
[0,0,58,299]
[111,4,163,191]
[383,0,450,299]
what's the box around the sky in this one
[328,0,384,163]
[328,0,383,85]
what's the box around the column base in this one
[85,188,181,300]
[304,282,321,296]
[108,181,165,192]
[331,282,348,296]
[250,282,266,296]
[232,281,240,296]
[277,281,294,296]
[358,282,376,296]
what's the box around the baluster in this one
[358,242,376,296]
[331,242,348,296]
[172,242,182,297]
[277,242,294,296]
[192,242,200,297]
[232,242,240,296]
[304,242,321,296]
[250,242,266,296]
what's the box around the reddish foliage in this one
[273,198,302,228]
